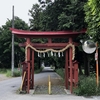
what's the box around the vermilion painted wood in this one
[48,38,52,43]
[19,43,79,49]
[69,38,73,93]
[10,28,85,35]
[26,38,31,93]
[32,50,34,89]
[69,47,73,93]
[10,28,86,38]
[21,61,27,91]
[65,49,69,89]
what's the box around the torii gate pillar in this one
[26,38,31,93]
[65,38,78,93]
[26,38,35,93]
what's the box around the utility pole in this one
[11,5,14,76]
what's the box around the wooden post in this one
[21,61,27,91]
[65,50,69,89]
[69,47,73,93]
[69,38,73,93]
[26,38,31,93]
[31,50,34,89]
[73,61,78,87]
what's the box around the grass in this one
[55,68,100,96]
[0,65,43,77]
[34,67,43,74]
[0,68,22,77]
[0,68,7,74]
[6,69,12,77]
[55,68,65,79]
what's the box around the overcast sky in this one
[0,0,38,27]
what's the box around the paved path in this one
[0,67,100,100]
[34,67,63,86]
[34,67,65,94]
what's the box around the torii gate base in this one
[10,28,85,94]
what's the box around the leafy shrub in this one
[73,75,100,96]
[13,69,22,77]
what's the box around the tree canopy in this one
[0,17,29,68]
[29,0,86,31]
[0,0,88,72]
[28,0,87,71]
[84,0,100,43]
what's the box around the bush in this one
[73,74,100,96]
[6,69,22,77]
[13,69,22,77]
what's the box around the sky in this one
[0,0,38,27]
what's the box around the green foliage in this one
[58,0,86,31]
[29,4,42,30]
[0,17,29,68]
[34,67,43,74]
[56,68,65,79]
[6,70,12,77]
[73,75,100,96]
[84,0,100,42]
[0,68,21,77]
[0,68,7,74]
[6,69,22,77]
[28,0,87,72]
[34,63,39,70]
[34,62,43,73]
[29,0,86,31]
[13,69,22,77]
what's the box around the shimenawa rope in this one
[25,43,75,61]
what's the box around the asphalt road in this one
[0,67,100,100]
[0,77,21,98]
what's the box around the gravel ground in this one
[34,85,66,95]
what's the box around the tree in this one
[84,0,100,42]
[28,0,87,71]
[29,0,86,31]
[0,17,29,68]
[58,0,87,31]
[84,0,100,75]
[29,4,42,30]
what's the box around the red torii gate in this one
[10,28,85,94]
